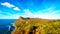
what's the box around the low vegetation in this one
[12,17,60,34]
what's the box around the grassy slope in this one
[12,17,60,34]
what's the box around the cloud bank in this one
[24,8,60,19]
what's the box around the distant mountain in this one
[12,17,60,34]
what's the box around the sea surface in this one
[0,19,17,34]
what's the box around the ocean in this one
[0,19,17,34]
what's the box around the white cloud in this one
[13,7,20,11]
[24,9,33,17]
[1,2,15,8]
[33,14,60,19]
[33,8,60,19]
[23,8,60,19]
[1,2,21,11]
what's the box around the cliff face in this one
[12,17,60,34]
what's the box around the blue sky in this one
[0,0,60,19]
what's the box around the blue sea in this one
[0,19,17,34]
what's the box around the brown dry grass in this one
[12,17,60,34]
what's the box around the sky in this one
[0,0,60,19]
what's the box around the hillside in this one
[12,17,60,34]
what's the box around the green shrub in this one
[43,22,60,34]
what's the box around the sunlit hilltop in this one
[12,17,60,34]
